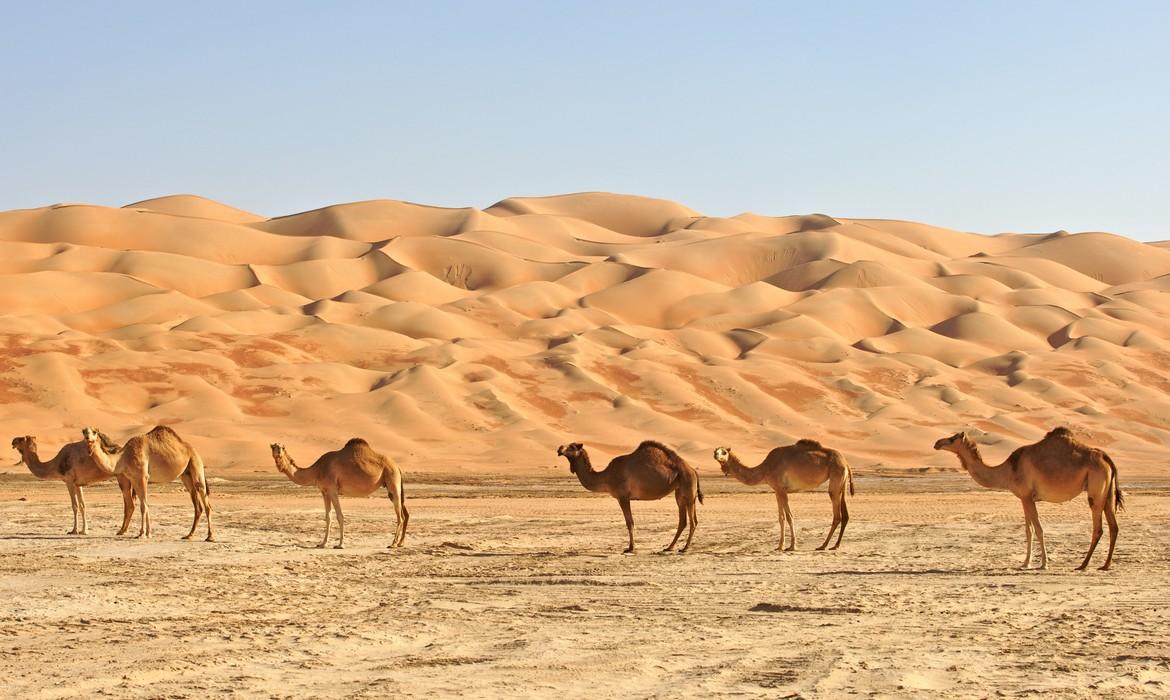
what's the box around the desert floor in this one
[2,476,1168,699]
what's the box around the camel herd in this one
[10,425,1124,570]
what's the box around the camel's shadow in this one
[815,568,978,576]
[0,533,123,541]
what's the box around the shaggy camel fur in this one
[11,433,133,535]
[713,439,854,551]
[82,426,214,541]
[557,441,703,554]
[934,427,1123,571]
[270,439,408,549]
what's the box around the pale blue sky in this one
[2,1,1167,239]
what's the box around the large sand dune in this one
[1,192,1168,477]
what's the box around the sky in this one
[2,1,1167,240]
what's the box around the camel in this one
[713,440,854,552]
[81,425,214,541]
[934,427,1123,571]
[556,441,703,554]
[270,439,408,549]
[11,432,134,535]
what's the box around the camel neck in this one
[570,452,607,493]
[955,445,1013,491]
[20,446,63,480]
[724,453,767,486]
[277,452,316,486]
[84,440,118,475]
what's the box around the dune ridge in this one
[1,192,1168,477]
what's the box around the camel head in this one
[270,443,286,462]
[80,427,100,449]
[933,432,972,453]
[556,442,585,472]
[712,447,732,474]
[11,436,34,463]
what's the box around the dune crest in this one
[1,193,1167,476]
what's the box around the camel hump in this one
[637,440,679,458]
[148,425,180,440]
[795,438,824,449]
[636,440,689,469]
[1044,426,1074,440]
[345,437,369,449]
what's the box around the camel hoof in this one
[815,545,827,551]
[678,548,689,555]
[182,535,193,540]
[205,536,216,543]
[1098,565,1111,571]
[316,543,327,549]
[334,544,345,550]
[622,549,635,556]
[1074,564,1088,571]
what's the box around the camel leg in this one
[816,489,841,551]
[332,493,345,549]
[618,497,635,554]
[318,491,332,548]
[116,476,135,536]
[1019,499,1036,569]
[783,496,796,551]
[663,491,687,552]
[197,481,214,542]
[187,457,214,542]
[77,486,89,535]
[387,481,408,548]
[66,483,80,535]
[1076,500,1105,571]
[773,491,789,551]
[1099,497,1119,571]
[679,497,697,554]
[134,478,150,539]
[832,490,849,550]
[180,472,202,540]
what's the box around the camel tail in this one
[847,465,855,497]
[1104,454,1124,512]
[696,472,704,505]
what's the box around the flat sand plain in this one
[2,476,1168,699]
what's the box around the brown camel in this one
[934,427,1123,571]
[270,439,408,549]
[81,425,214,541]
[713,440,854,552]
[556,441,703,554]
[11,433,134,535]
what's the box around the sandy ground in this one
[2,475,1168,699]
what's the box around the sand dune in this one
[0,192,1167,478]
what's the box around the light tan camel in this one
[11,433,134,535]
[713,440,854,552]
[270,439,408,549]
[934,427,1123,571]
[556,441,703,554]
[81,425,214,541]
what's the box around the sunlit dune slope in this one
[1,193,1167,477]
